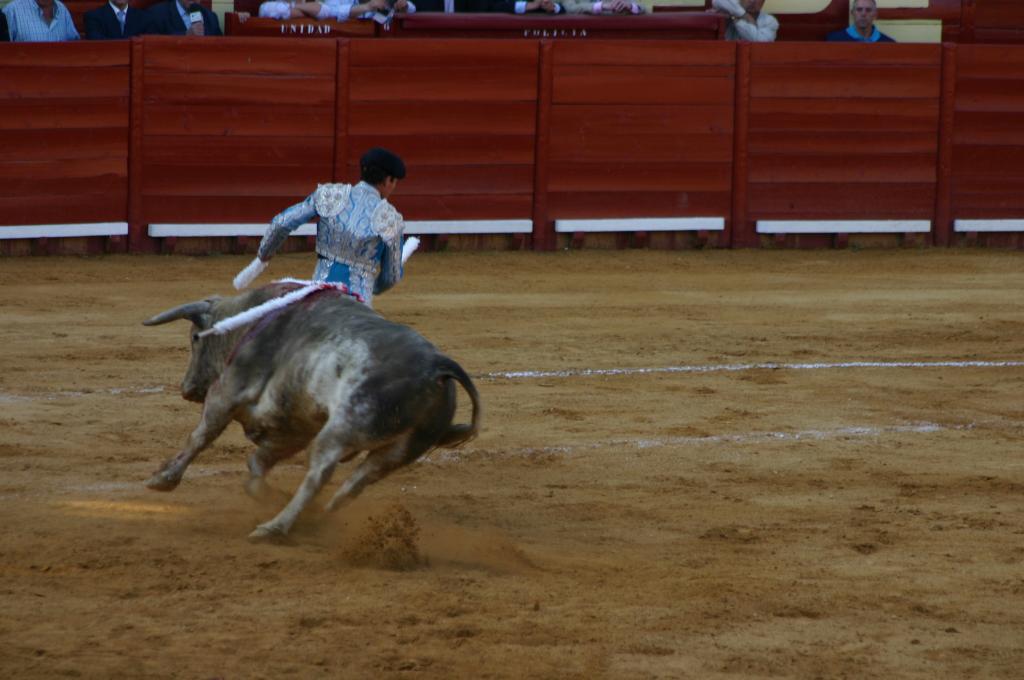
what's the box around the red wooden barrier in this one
[950,44,1024,247]
[137,36,337,252]
[546,40,735,248]
[743,43,942,247]
[971,0,1024,44]
[344,39,539,231]
[223,13,378,38]
[390,13,724,40]
[0,41,130,255]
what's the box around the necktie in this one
[117,9,126,35]
[444,0,454,12]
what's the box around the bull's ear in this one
[143,300,213,327]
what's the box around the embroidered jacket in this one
[257,182,404,306]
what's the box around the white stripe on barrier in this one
[148,223,316,238]
[757,220,931,234]
[954,219,1024,232]
[0,222,128,239]
[405,220,533,234]
[555,217,724,233]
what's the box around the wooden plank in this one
[142,73,335,106]
[554,68,733,105]
[954,51,1024,79]
[141,195,296,223]
[953,112,1024,145]
[0,194,128,225]
[349,67,538,102]
[141,165,329,197]
[0,67,128,98]
[142,104,335,136]
[749,97,939,132]
[0,128,128,161]
[143,37,336,75]
[349,39,538,68]
[548,162,732,192]
[748,183,936,218]
[0,41,128,68]
[550,104,733,136]
[0,175,127,198]
[380,194,535,221]
[347,101,537,135]
[952,146,1024,175]
[748,153,937,183]
[548,191,730,219]
[953,78,1024,113]
[0,98,128,130]
[552,40,735,67]
[750,43,940,67]
[748,131,938,155]
[345,134,534,165]
[750,66,940,100]
[143,136,334,165]
[549,132,732,163]
[952,177,1024,195]
[0,157,125,184]
[339,164,533,195]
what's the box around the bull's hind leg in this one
[324,434,424,512]
[247,424,361,542]
[147,387,235,491]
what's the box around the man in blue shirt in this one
[827,0,894,43]
[2,0,79,42]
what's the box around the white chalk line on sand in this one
[2,418,1017,501]
[482,360,1024,380]
[2,360,1021,403]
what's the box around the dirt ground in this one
[1,249,1022,679]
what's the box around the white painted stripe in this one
[483,360,1024,380]
[757,220,931,234]
[954,219,1024,232]
[148,223,316,238]
[406,220,533,234]
[555,217,725,232]
[423,420,1015,464]
[0,222,128,239]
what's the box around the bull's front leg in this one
[146,389,236,491]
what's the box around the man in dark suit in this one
[85,0,154,39]
[148,0,222,36]
[0,12,9,41]
[413,0,482,11]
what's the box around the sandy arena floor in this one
[1,249,1022,679]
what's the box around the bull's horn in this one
[142,300,213,327]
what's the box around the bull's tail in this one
[434,356,481,448]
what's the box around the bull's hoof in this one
[247,524,291,544]
[145,471,181,492]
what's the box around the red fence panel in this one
[546,40,735,246]
[138,37,337,239]
[743,43,942,246]
[0,41,130,254]
[950,44,1024,247]
[345,39,539,225]
[972,0,1024,44]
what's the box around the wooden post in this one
[729,42,754,248]
[933,42,957,247]
[128,37,153,253]
[531,40,554,251]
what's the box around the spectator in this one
[148,0,222,35]
[85,0,154,39]
[712,0,777,43]
[561,0,644,15]
[1,12,9,40]
[2,0,80,42]
[413,0,480,11]
[256,0,412,21]
[485,0,563,15]
[827,0,894,43]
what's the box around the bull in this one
[142,282,480,542]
